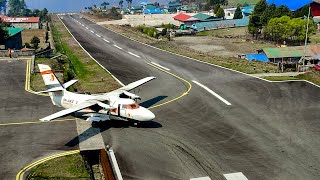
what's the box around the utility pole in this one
[302,6,311,72]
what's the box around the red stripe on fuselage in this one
[40,70,53,75]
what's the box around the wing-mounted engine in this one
[120,91,141,101]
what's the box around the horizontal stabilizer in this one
[63,80,78,89]
[35,86,64,94]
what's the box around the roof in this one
[6,27,24,37]
[131,6,142,10]
[263,45,320,58]
[246,54,270,62]
[168,3,182,7]
[267,0,312,11]
[184,17,200,22]
[0,15,40,23]
[242,5,255,14]
[173,13,191,21]
[192,13,214,21]
[145,5,157,10]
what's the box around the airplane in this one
[37,64,156,124]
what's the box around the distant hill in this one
[227,0,259,6]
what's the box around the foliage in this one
[24,42,31,48]
[264,16,315,43]
[100,2,109,9]
[0,18,9,44]
[126,0,132,7]
[45,31,49,43]
[8,0,26,16]
[233,6,243,19]
[293,5,310,18]
[98,7,122,20]
[213,4,220,14]
[137,25,159,38]
[30,36,40,49]
[216,7,225,18]
[248,0,267,38]
[161,23,174,29]
[119,0,124,9]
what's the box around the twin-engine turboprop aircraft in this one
[37,64,155,123]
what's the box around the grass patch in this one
[28,153,90,179]
[263,76,300,81]
[49,14,120,93]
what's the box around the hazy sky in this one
[25,0,170,13]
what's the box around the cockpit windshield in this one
[122,102,140,109]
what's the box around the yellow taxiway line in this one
[146,62,192,109]
[15,150,80,180]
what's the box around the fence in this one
[0,50,35,58]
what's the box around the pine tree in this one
[233,6,243,19]
[216,7,225,18]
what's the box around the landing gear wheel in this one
[133,121,141,128]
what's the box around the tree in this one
[274,5,292,18]
[21,8,32,16]
[101,2,109,9]
[294,5,310,18]
[39,8,48,20]
[32,9,40,17]
[8,0,27,16]
[119,0,124,9]
[216,7,225,18]
[0,19,9,44]
[261,3,276,25]
[30,36,40,49]
[233,6,243,19]
[213,4,220,14]
[248,0,267,38]
[126,0,132,7]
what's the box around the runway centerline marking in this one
[151,62,170,71]
[96,34,101,38]
[90,30,94,33]
[128,52,140,58]
[103,38,110,43]
[113,44,122,50]
[85,27,89,29]
[193,80,232,106]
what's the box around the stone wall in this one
[11,22,40,29]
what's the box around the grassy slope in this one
[48,14,121,93]
[28,154,90,179]
[227,0,259,6]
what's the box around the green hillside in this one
[228,0,259,6]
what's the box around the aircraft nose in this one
[145,110,155,121]
[135,108,155,121]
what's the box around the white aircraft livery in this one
[38,64,156,122]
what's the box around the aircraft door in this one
[119,104,126,119]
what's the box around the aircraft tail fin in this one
[38,64,64,90]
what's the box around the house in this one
[173,13,200,26]
[0,15,40,29]
[241,5,254,17]
[168,3,182,13]
[3,27,24,49]
[192,13,217,21]
[224,8,237,19]
[130,6,143,14]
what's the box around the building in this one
[224,8,237,19]
[192,13,217,21]
[0,15,40,29]
[247,45,320,63]
[173,13,200,26]
[241,5,254,17]
[3,27,24,49]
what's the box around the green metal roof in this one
[192,13,214,21]
[145,5,156,10]
[7,28,24,37]
[263,45,320,59]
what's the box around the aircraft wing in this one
[40,101,98,121]
[119,77,156,91]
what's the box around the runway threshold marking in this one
[128,52,140,58]
[16,150,80,180]
[223,172,248,180]
[113,44,123,50]
[193,80,232,106]
[146,62,192,109]
[151,62,170,71]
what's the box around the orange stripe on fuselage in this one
[40,70,53,75]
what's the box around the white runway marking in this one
[90,30,94,33]
[190,177,211,180]
[113,44,123,50]
[193,81,232,106]
[85,27,89,29]
[103,39,110,43]
[96,34,101,38]
[128,52,141,58]
[81,24,85,27]
[151,62,170,71]
[224,172,248,180]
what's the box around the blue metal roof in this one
[267,0,312,11]
[246,54,270,62]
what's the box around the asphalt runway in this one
[0,60,79,179]
[64,14,320,180]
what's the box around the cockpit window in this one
[122,103,140,109]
